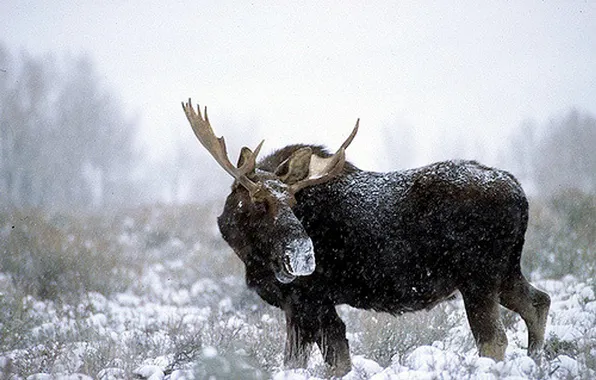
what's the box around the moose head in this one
[182,99,358,284]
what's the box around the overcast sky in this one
[3,1,595,171]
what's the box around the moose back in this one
[182,99,550,376]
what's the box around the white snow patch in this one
[55,375,93,380]
[202,346,218,358]
[548,325,584,341]
[344,355,383,379]
[261,313,275,324]
[218,297,234,314]
[115,293,141,307]
[551,355,579,379]
[404,345,461,373]
[169,369,195,380]
[190,278,221,296]
[132,364,164,380]
[97,367,126,380]
[272,368,313,380]
[26,375,54,380]
[495,356,537,378]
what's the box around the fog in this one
[1,1,595,206]
[1,4,596,378]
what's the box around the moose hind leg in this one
[500,274,550,359]
[315,306,351,377]
[461,290,508,361]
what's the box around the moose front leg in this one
[284,313,314,368]
[283,303,351,376]
[315,305,352,377]
[283,306,316,369]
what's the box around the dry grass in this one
[523,191,595,280]
[0,208,133,301]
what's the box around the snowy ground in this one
[1,205,594,379]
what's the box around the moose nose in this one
[286,238,316,276]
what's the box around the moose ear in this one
[275,147,312,185]
[236,147,256,169]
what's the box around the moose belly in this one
[324,265,459,314]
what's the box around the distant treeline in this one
[1,42,594,211]
[506,109,596,196]
[0,43,139,209]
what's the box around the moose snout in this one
[285,238,316,277]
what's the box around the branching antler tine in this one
[181,99,193,124]
[288,118,359,194]
[323,118,358,172]
[182,98,261,193]
[323,148,346,176]
[253,139,265,157]
[340,119,359,150]
[183,99,228,167]
[315,119,357,174]
[238,139,265,175]
[202,106,220,144]
[318,119,357,174]
[290,148,346,193]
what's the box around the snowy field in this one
[0,197,594,379]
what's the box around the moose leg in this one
[499,272,550,359]
[283,303,351,375]
[315,306,351,377]
[461,289,508,361]
[283,307,315,369]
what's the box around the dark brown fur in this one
[217,145,550,376]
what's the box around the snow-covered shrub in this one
[0,292,41,351]
[344,302,468,367]
[193,346,267,380]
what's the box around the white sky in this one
[2,1,595,171]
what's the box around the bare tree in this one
[0,43,139,209]
[534,110,596,194]
[506,109,596,195]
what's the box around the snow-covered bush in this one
[344,303,468,367]
[193,346,266,379]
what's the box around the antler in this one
[289,119,359,194]
[182,98,264,194]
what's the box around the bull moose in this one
[181,99,550,376]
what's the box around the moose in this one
[181,99,550,376]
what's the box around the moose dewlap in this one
[181,99,550,377]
